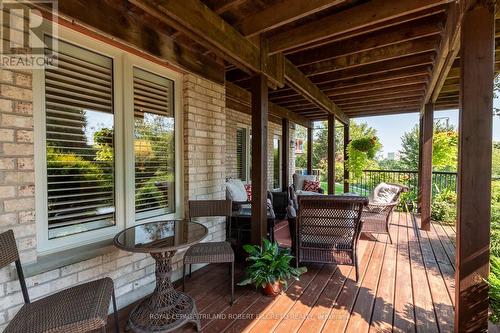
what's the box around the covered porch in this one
[0,0,496,332]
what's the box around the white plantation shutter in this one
[236,128,247,181]
[44,36,116,239]
[133,67,175,220]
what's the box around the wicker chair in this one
[183,200,235,304]
[295,195,368,281]
[361,183,408,244]
[0,230,118,333]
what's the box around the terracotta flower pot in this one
[263,282,282,296]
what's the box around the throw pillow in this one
[303,180,320,192]
[244,184,252,202]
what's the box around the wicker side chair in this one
[183,199,235,304]
[1,230,118,333]
[296,195,368,282]
[361,183,408,244]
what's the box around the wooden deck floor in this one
[107,212,456,333]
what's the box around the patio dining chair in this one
[361,182,408,244]
[294,195,368,281]
[183,199,235,305]
[0,229,119,333]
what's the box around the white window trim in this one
[34,23,184,254]
[273,134,282,191]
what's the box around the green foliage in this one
[430,188,457,223]
[347,136,380,180]
[493,143,500,177]
[488,256,500,323]
[399,123,458,172]
[238,239,307,289]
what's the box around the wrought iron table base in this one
[127,251,200,333]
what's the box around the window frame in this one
[273,134,282,191]
[34,23,183,254]
[235,123,251,182]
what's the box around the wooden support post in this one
[343,122,350,193]
[307,127,313,175]
[281,118,290,191]
[455,2,494,332]
[417,115,424,213]
[327,114,335,195]
[251,74,268,245]
[420,103,434,231]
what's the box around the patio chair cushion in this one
[303,180,320,192]
[244,184,252,201]
[226,178,248,202]
[296,190,323,196]
[5,277,114,333]
[184,241,234,264]
[371,182,401,204]
[293,174,318,191]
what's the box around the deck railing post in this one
[343,122,350,193]
[420,103,434,231]
[250,74,268,245]
[327,114,335,194]
[281,118,290,192]
[307,127,313,175]
[455,1,494,331]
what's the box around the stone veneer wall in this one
[0,68,226,329]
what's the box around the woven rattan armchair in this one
[361,183,408,244]
[295,195,368,281]
[0,229,118,333]
[183,199,235,304]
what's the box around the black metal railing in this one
[347,169,458,211]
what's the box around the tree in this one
[493,142,500,177]
[399,122,458,171]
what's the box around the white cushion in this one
[296,190,323,196]
[293,174,318,191]
[226,179,248,202]
[371,183,401,204]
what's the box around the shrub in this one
[489,256,500,324]
[430,189,456,223]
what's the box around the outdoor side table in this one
[113,220,208,333]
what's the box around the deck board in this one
[106,213,456,333]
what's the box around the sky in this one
[353,100,500,157]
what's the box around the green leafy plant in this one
[430,188,457,223]
[238,239,307,289]
[347,136,380,180]
[488,256,500,323]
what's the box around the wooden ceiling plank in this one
[347,108,420,117]
[238,0,345,37]
[213,0,247,14]
[299,36,440,76]
[283,59,348,124]
[309,52,435,83]
[337,96,423,108]
[334,91,426,104]
[40,0,225,84]
[226,81,312,128]
[268,0,451,54]
[289,16,443,66]
[332,86,425,102]
[325,74,429,96]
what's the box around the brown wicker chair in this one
[295,195,368,282]
[0,229,118,333]
[183,199,235,304]
[361,183,408,244]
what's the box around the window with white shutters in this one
[44,37,116,239]
[133,67,175,220]
[236,127,247,181]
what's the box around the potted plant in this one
[238,239,307,296]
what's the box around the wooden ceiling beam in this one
[288,16,443,67]
[284,59,348,124]
[225,82,312,128]
[342,102,422,112]
[40,0,225,84]
[337,97,423,108]
[237,0,345,37]
[347,108,420,117]
[310,52,435,83]
[334,91,426,105]
[332,86,425,102]
[213,0,247,14]
[268,0,450,54]
[299,36,440,77]
[325,75,429,96]
[130,0,285,86]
